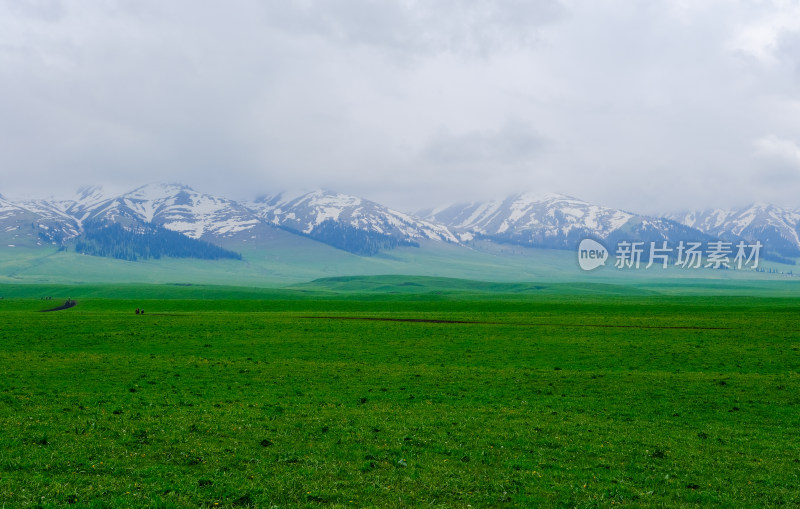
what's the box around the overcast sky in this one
[2,0,800,213]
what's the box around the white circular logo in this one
[578,239,608,271]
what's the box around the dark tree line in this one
[73,221,242,261]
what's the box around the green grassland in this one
[1,279,799,507]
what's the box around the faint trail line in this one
[304,316,487,324]
[302,316,741,331]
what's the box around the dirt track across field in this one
[40,300,77,312]
[303,315,738,331]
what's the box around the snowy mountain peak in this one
[426,192,633,237]
[512,192,579,204]
[74,185,105,202]
[747,201,774,211]
[424,192,709,250]
[668,204,800,258]
[0,194,23,215]
[63,183,259,239]
[250,188,459,252]
[124,182,194,202]
[292,189,364,210]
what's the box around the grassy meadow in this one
[1,277,799,507]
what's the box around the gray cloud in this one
[0,0,799,213]
[261,0,564,56]
[7,0,65,22]
[423,121,546,165]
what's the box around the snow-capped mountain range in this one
[1,183,798,261]
[668,204,800,259]
[422,193,709,250]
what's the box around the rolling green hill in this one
[0,234,797,289]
